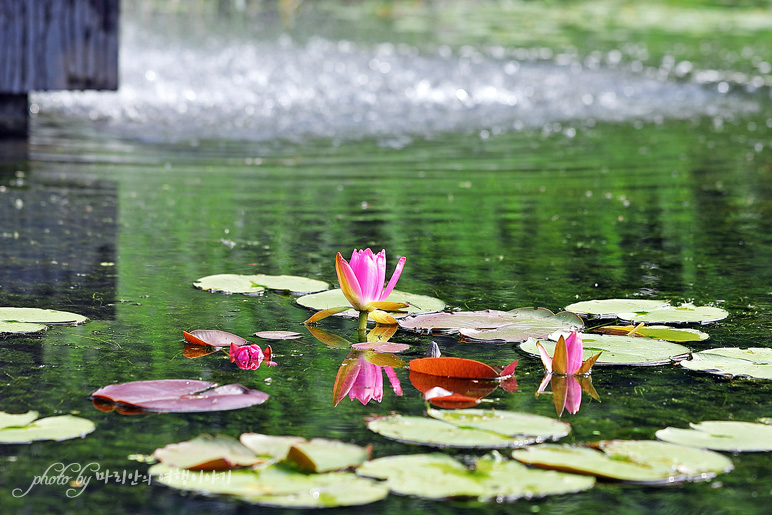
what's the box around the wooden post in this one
[0,0,120,137]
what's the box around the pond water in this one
[2,1,772,513]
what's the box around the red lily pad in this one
[410,371,497,409]
[183,343,218,359]
[409,357,500,379]
[90,379,269,413]
[184,330,248,347]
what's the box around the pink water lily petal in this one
[385,366,403,396]
[381,255,406,301]
[565,332,584,374]
[336,252,365,310]
[536,342,553,373]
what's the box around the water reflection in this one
[536,374,600,417]
[332,350,403,406]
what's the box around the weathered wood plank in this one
[0,0,119,93]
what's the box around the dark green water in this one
[3,1,772,513]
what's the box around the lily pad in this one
[91,379,269,413]
[460,308,584,342]
[287,439,369,473]
[297,289,445,319]
[564,299,670,318]
[351,341,411,352]
[512,440,732,484]
[595,325,709,342]
[679,347,772,380]
[409,371,498,409]
[0,321,48,335]
[520,334,690,366]
[253,331,303,340]
[0,412,95,444]
[239,433,306,461]
[357,453,595,501]
[368,409,569,449]
[183,330,248,347]
[409,357,500,379]
[154,435,267,470]
[149,463,389,508]
[617,303,728,324]
[193,273,329,295]
[0,307,88,326]
[656,421,772,452]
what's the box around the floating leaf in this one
[520,334,690,366]
[253,331,302,340]
[595,324,709,342]
[618,303,728,324]
[0,321,48,335]
[460,308,584,342]
[357,453,595,501]
[656,421,772,452]
[193,273,329,295]
[91,379,269,413]
[297,289,445,319]
[149,463,388,508]
[351,342,410,353]
[287,439,369,473]
[409,357,499,379]
[239,433,306,461]
[183,330,248,347]
[0,412,95,444]
[154,435,267,470]
[368,409,569,449]
[428,408,570,440]
[0,307,88,326]
[679,347,772,380]
[564,299,670,318]
[512,440,732,484]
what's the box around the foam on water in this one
[32,22,756,144]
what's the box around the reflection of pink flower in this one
[229,343,276,370]
[537,373,599,417]
[333,352,402,406]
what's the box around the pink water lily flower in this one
[333,351,403,406]
[229,343,276,370]
[536,332,601,375]
[304,248,408,328]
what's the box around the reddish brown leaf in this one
[90,379,269,413]
[183,330,248,347]
[183,343,218,359]
[408,357,499,379]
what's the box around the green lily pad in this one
[0,410,40,429]
[399,308,582,339]
[296,289,445,319]
[287,439,369,473]
[656,421,772,452]
[459,308,584,342]
[618,304,728,324]
[0,413,95,444]
[154,435,267,470]
[149,463,389,508]
[357,453,595,501]
[239,433,306,461]
[512,440,732,484]
[679,347,772,379]
[0,321,48,335]
[427,408,570,441]
[0,307,88,326]
[368,409,569,449]
[596,325,709,342]
[193,274,329,295]
[564,299,670,318]
[520,334,690,366]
